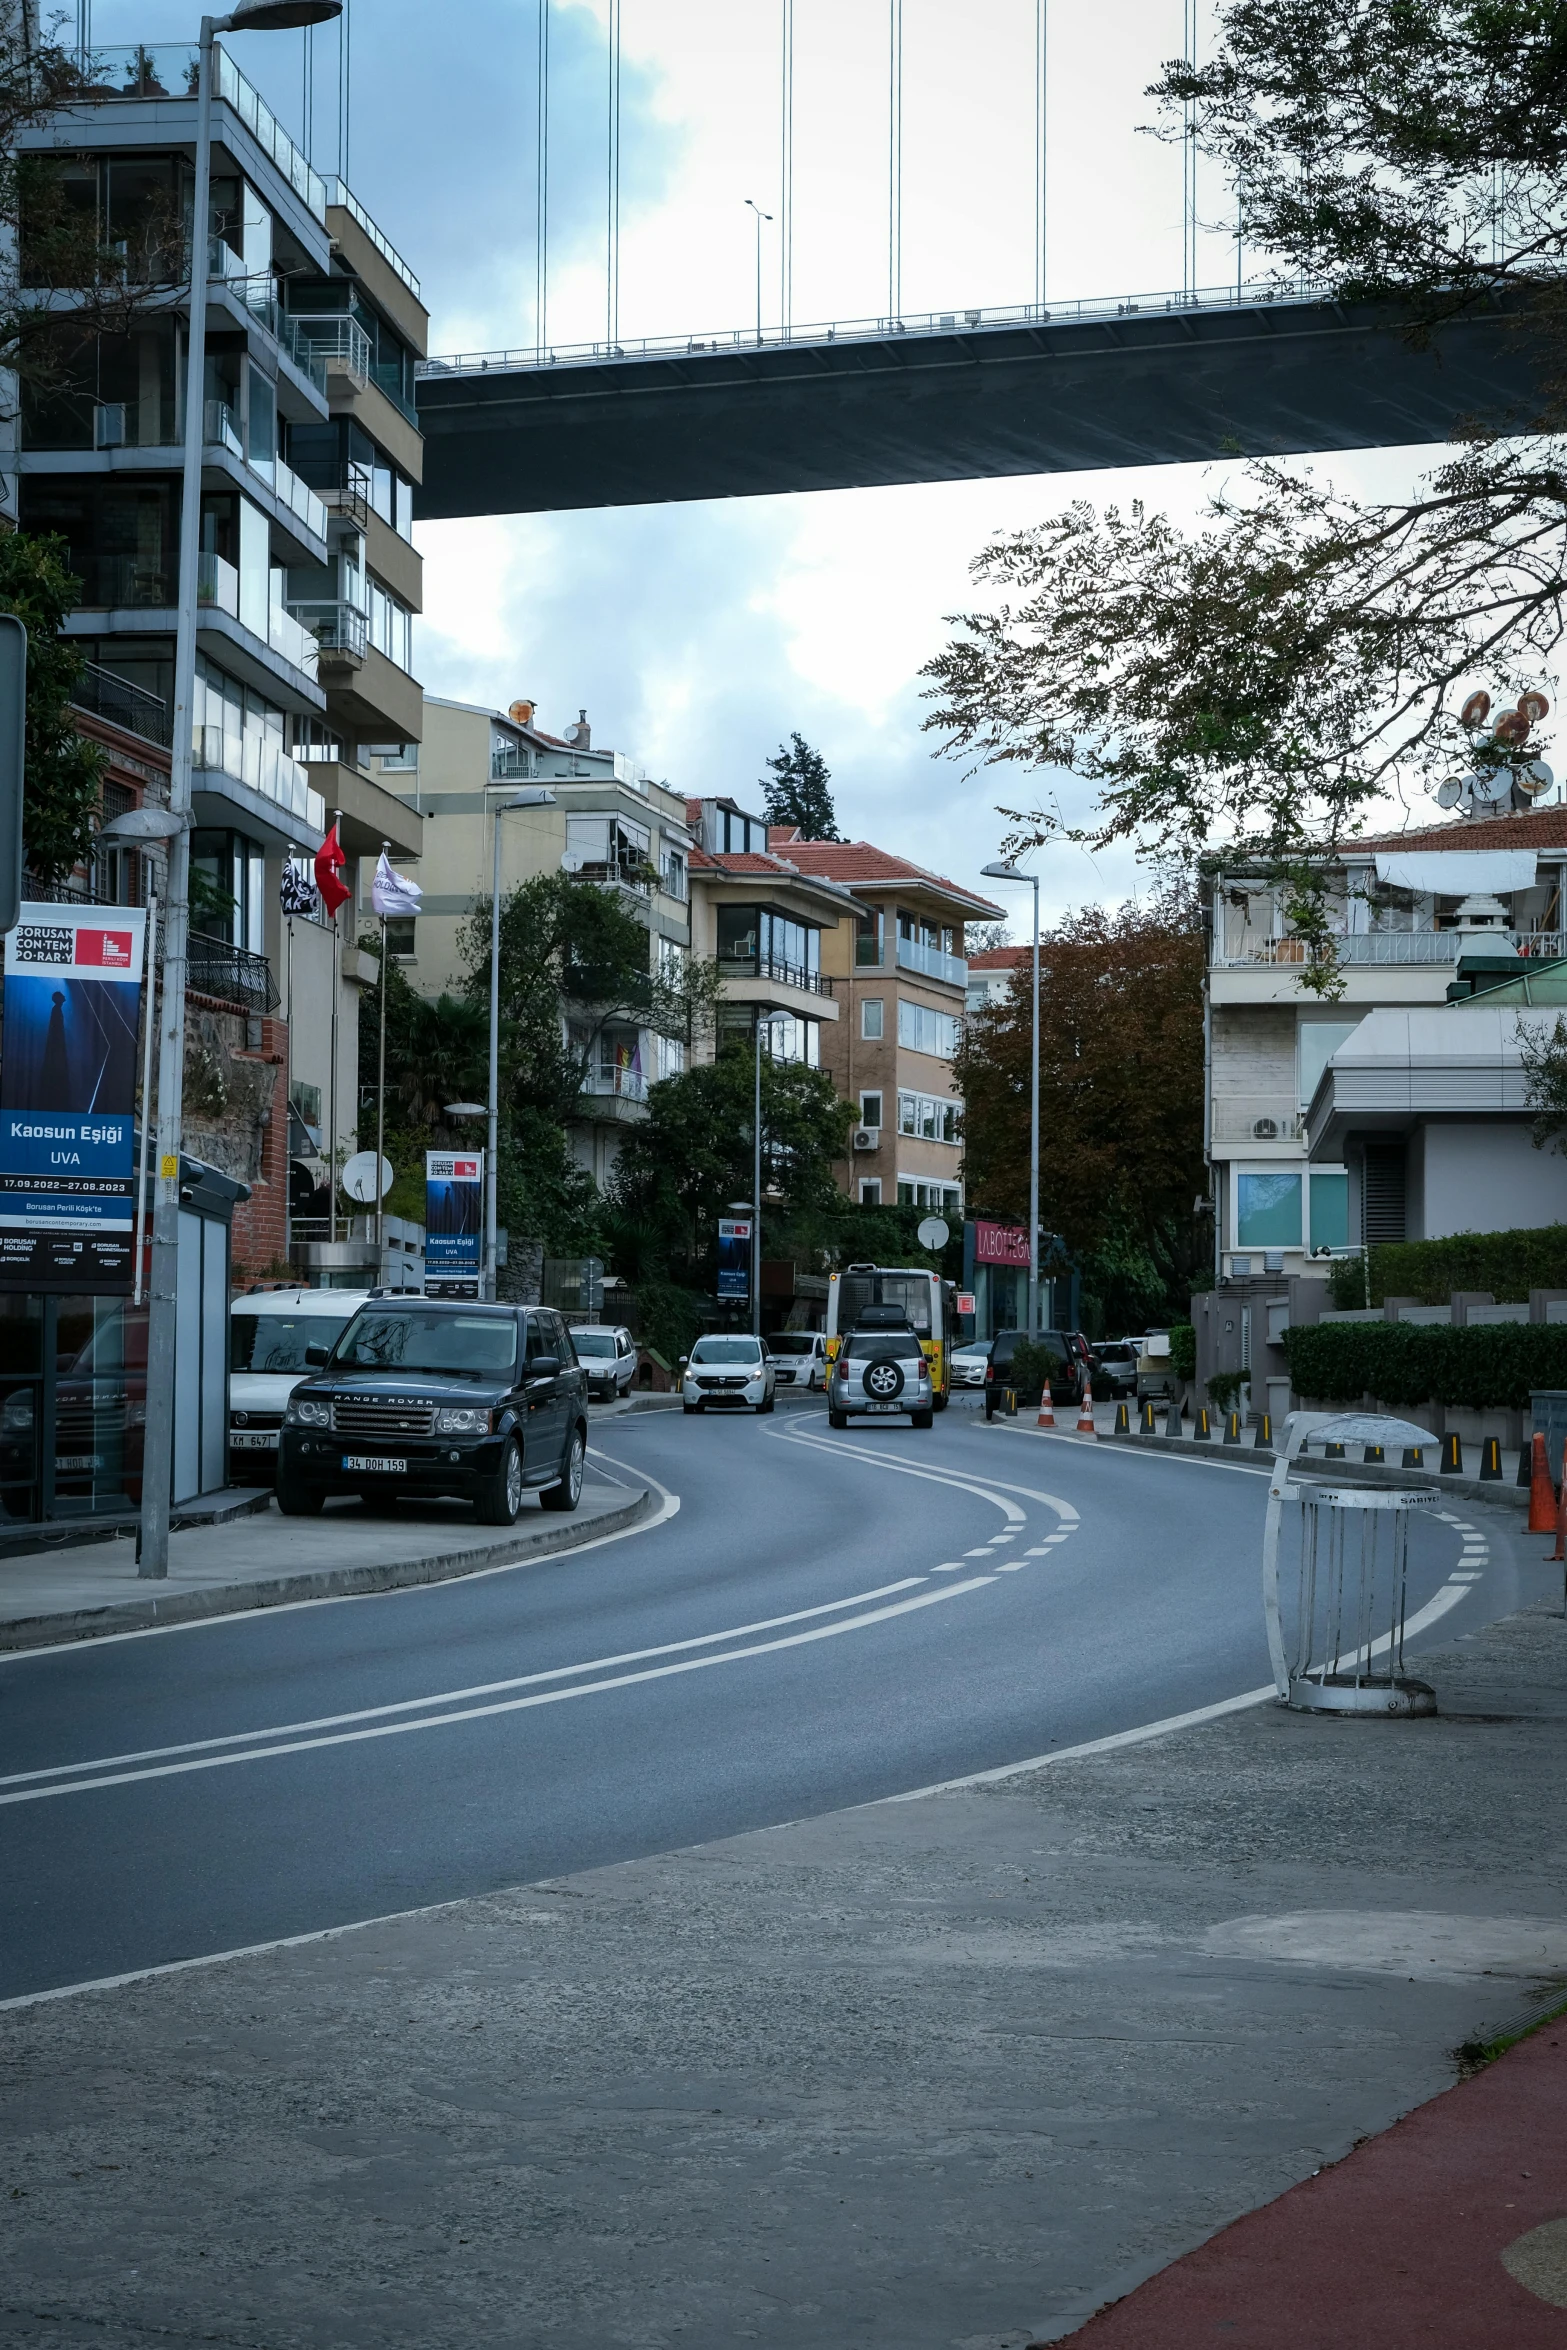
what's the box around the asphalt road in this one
[0,1400,1550,2003]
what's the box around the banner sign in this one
[973,1218,1031,1268]
[425,1150,483,1297]
[0,902,147,1291]
[716,1218,751,1302]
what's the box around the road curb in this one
[0,1488,658,1653]
[1098,1429,1530,1509]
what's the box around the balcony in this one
[1210,1094,1306,1146]
[186,933,280,1015]
[82,45,330,223]
[193,724,325,835]
[572,857,653,900]
[1214,928,1567,970]
[718,953,833,998]
[199,556,319,682]
[290,600,368,662]
[580,1064,649,1106]
[896,934,967,986]
[491,746,536,782]
[71,662,171,748]
[324,178,421,299]
[288,314,374,385]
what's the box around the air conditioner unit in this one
[1252,1116,1280,1139]
[853,1126,880,1151]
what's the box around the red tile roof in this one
[765,834,1004,916]
[689,848,799,875]
[969,946,1028,969]
[1345,807,1567,854]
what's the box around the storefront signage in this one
[0,903,147,1291]
[716,1218,751,1301]
[973,1219,1031,1268]
[425,1150,483,1297]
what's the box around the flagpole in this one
[376,838,388,1263]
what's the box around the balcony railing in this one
[193,726,325,833]
[581,1065,649,1104]
[196,549,239,618]
[81,46,329,222]
[718,953,833,998]
[1215,927,1567,969]
[187,931,281,1015]
[491,747,536,781]
[71,662,172,748]
[572,858,653,898]
[1211,1095,1306,1145]
[324,177,422,298]
[290,600,368,661]
[896,934,967,986]
[288,313,374,383]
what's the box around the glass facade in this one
[0,1297,152,1526]
[1236,1171,1303,1248]
[20,476,177,607]
[1310,1169,1350,1251]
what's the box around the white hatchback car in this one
[571,1324,638,1401]
[229,1288,372,1477]
[681,1334,777,1414]
[767,1331,826,1390]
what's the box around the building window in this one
[368,741,418,772]
[859,1091,883,1130]
[856,909,884,967]
[1236,1170,1303,1249]
[660,846,687,900]
[861,997,884,1041]
[897,1000,958,1059]
[897,1091,961,1143]
[655,1034,686,1082]
[762,1014,819,1067]
[859,1179,883,1206]
[383,917,416,961]
[1298,1019,1361,1108]
[1309,1168,1349,1252]
[897,1177,963,1210]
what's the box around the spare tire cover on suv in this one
[864,1359,905,1400]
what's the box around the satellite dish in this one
[1435,779,1463,808]
[1470,767,1512,806]
[341,1151,393,1204]
[916,1215,950,1251]
[1520,760,1555,798]
[1461,690,1492,730]
[1521,690,1551,724]
[561,852,584,874]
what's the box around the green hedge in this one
[1328,1225,1567,1308]
[1167,1323,1196,1381]
[1282,1319,1567,1410]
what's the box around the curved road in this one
[0,1401,1544,2001]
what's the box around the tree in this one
[953,890,1207,1327]
[0,530,104,882]
[965,920,1012,956]
[922,1,1567,867]
[761,733,841,840]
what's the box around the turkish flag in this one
[314,821,350,915]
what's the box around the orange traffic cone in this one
[1528,1431,1556,1533]
[1036,1379,1055,1429]
[1076,1377,1096,1437]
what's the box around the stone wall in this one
[180,1000,289,1281]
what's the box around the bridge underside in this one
[414,298,1540,521]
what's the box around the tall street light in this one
[981,859,1042,1342]
[744,197,772,345]
[750,1009,791,1335]
[138,0,342,1582]
[485,787,556,1299]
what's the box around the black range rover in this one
[275,1300,587,1524]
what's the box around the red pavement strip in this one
[1057,2021,1567,2346]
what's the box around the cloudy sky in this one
[91,0,1447,930]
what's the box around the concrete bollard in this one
[1224,1411,1242,1446]
[1479,1436,1502,1481]
[1195,1407,1211,1442]
[1114,1401,1131,1435]
[1140,1399,1157,1434]
[1441,1433,1463,1475]
[1165,1400,1182,1438]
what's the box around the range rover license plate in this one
[342,1453,407,1473]
[231,1430,278,1449]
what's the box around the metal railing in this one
[187,931,280,1014]
[896,934,967,986]
[719,953,833,998]
[289,601,368,661]
[289,313,373,383]
[71,662,171,748]
[1216,928,1567,969]
[192,727,325,832]
[581,1065,649,1104]
[572,858,653,898]
[325,177,421,300]
[1211,1095,1307,1145]
[419,272,1340,381]
[490,746,537,781]
[78,46,329,222]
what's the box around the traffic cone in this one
[1528,1432,1556,1532]
[1479,1436,1501,1481]
[1440,1432,1462,1475]
[1036,1379,1055,1429]
[1077,1378,1096,1437]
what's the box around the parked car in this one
[571,1324,638,1402]
[983,1328,1085,1419]
[230,1287,372,1481]
[949,1339,993,1388]
[1136,1330,1177,1403]
[1090,1339,1139,1400]
[828,1321,933,1429]
[276,1300,587,1523]
[767,1331,827,1389]
[680,1333,777,1414]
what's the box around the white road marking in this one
[932,1562,965,1573]
[964,1547,992,1558]
[995,1562,1025,1572]
[0,1575,934,1789]
[0,1579,996,1809]
[776,1422,1077,1526]
[1450,1571,1482,1581]
[0,1452,683,1666]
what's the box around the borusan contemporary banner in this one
[425,1150,483,1298]
[0,902,148,1291]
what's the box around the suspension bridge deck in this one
[412,290,1538,521]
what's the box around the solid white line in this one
[983,1422,1273,1480]
[887,1577,1475,1799]
[776,1422,1079,1526]
[0,1452,679,1666]
[0,1579,996,1808]
[0,1576,931,1788]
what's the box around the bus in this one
[826,1264,956,1409]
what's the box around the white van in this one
[229,1287,373,1477]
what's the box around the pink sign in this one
[974,1220,1030,1268]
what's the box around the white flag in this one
[371,850,423,917]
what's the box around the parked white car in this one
[229,1288,372,1477]
[571,1324,638,1401]
[949,1339,992,1388]
[680,1334,777,1414]
[768,1331,826,1389]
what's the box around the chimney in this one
[566,707,591,750]
[508,698,536,728]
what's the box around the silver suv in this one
[828,1325,933,1429]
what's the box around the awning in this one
[1373,850,1538,896]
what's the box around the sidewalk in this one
[0,1471,653,1651]
[5,1589,1563,2345]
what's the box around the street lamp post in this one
[137,0,341,1581]
[750,1010,790,1336]
[484,787,555,1300]
[744,197,771,345]
[981,859,1042,1341]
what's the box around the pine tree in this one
[761,733,841,840]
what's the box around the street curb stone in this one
[0,1487,656,1652]
[1099,1429,1530,1509]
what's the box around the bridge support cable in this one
[780,0,794,337]
[301,21,314,165]
[337,0,350,181]
[1182,0,1197,302]
[1034,0,1046,309]
[535,0,550,355]
[606,0,621,347]
[887,0,902,324]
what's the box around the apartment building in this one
[381,698,693,1186]
[965,943,1027,1015]
[11,39,426,1273]
[684,798,863,1082]
[767,830,1002,1214]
